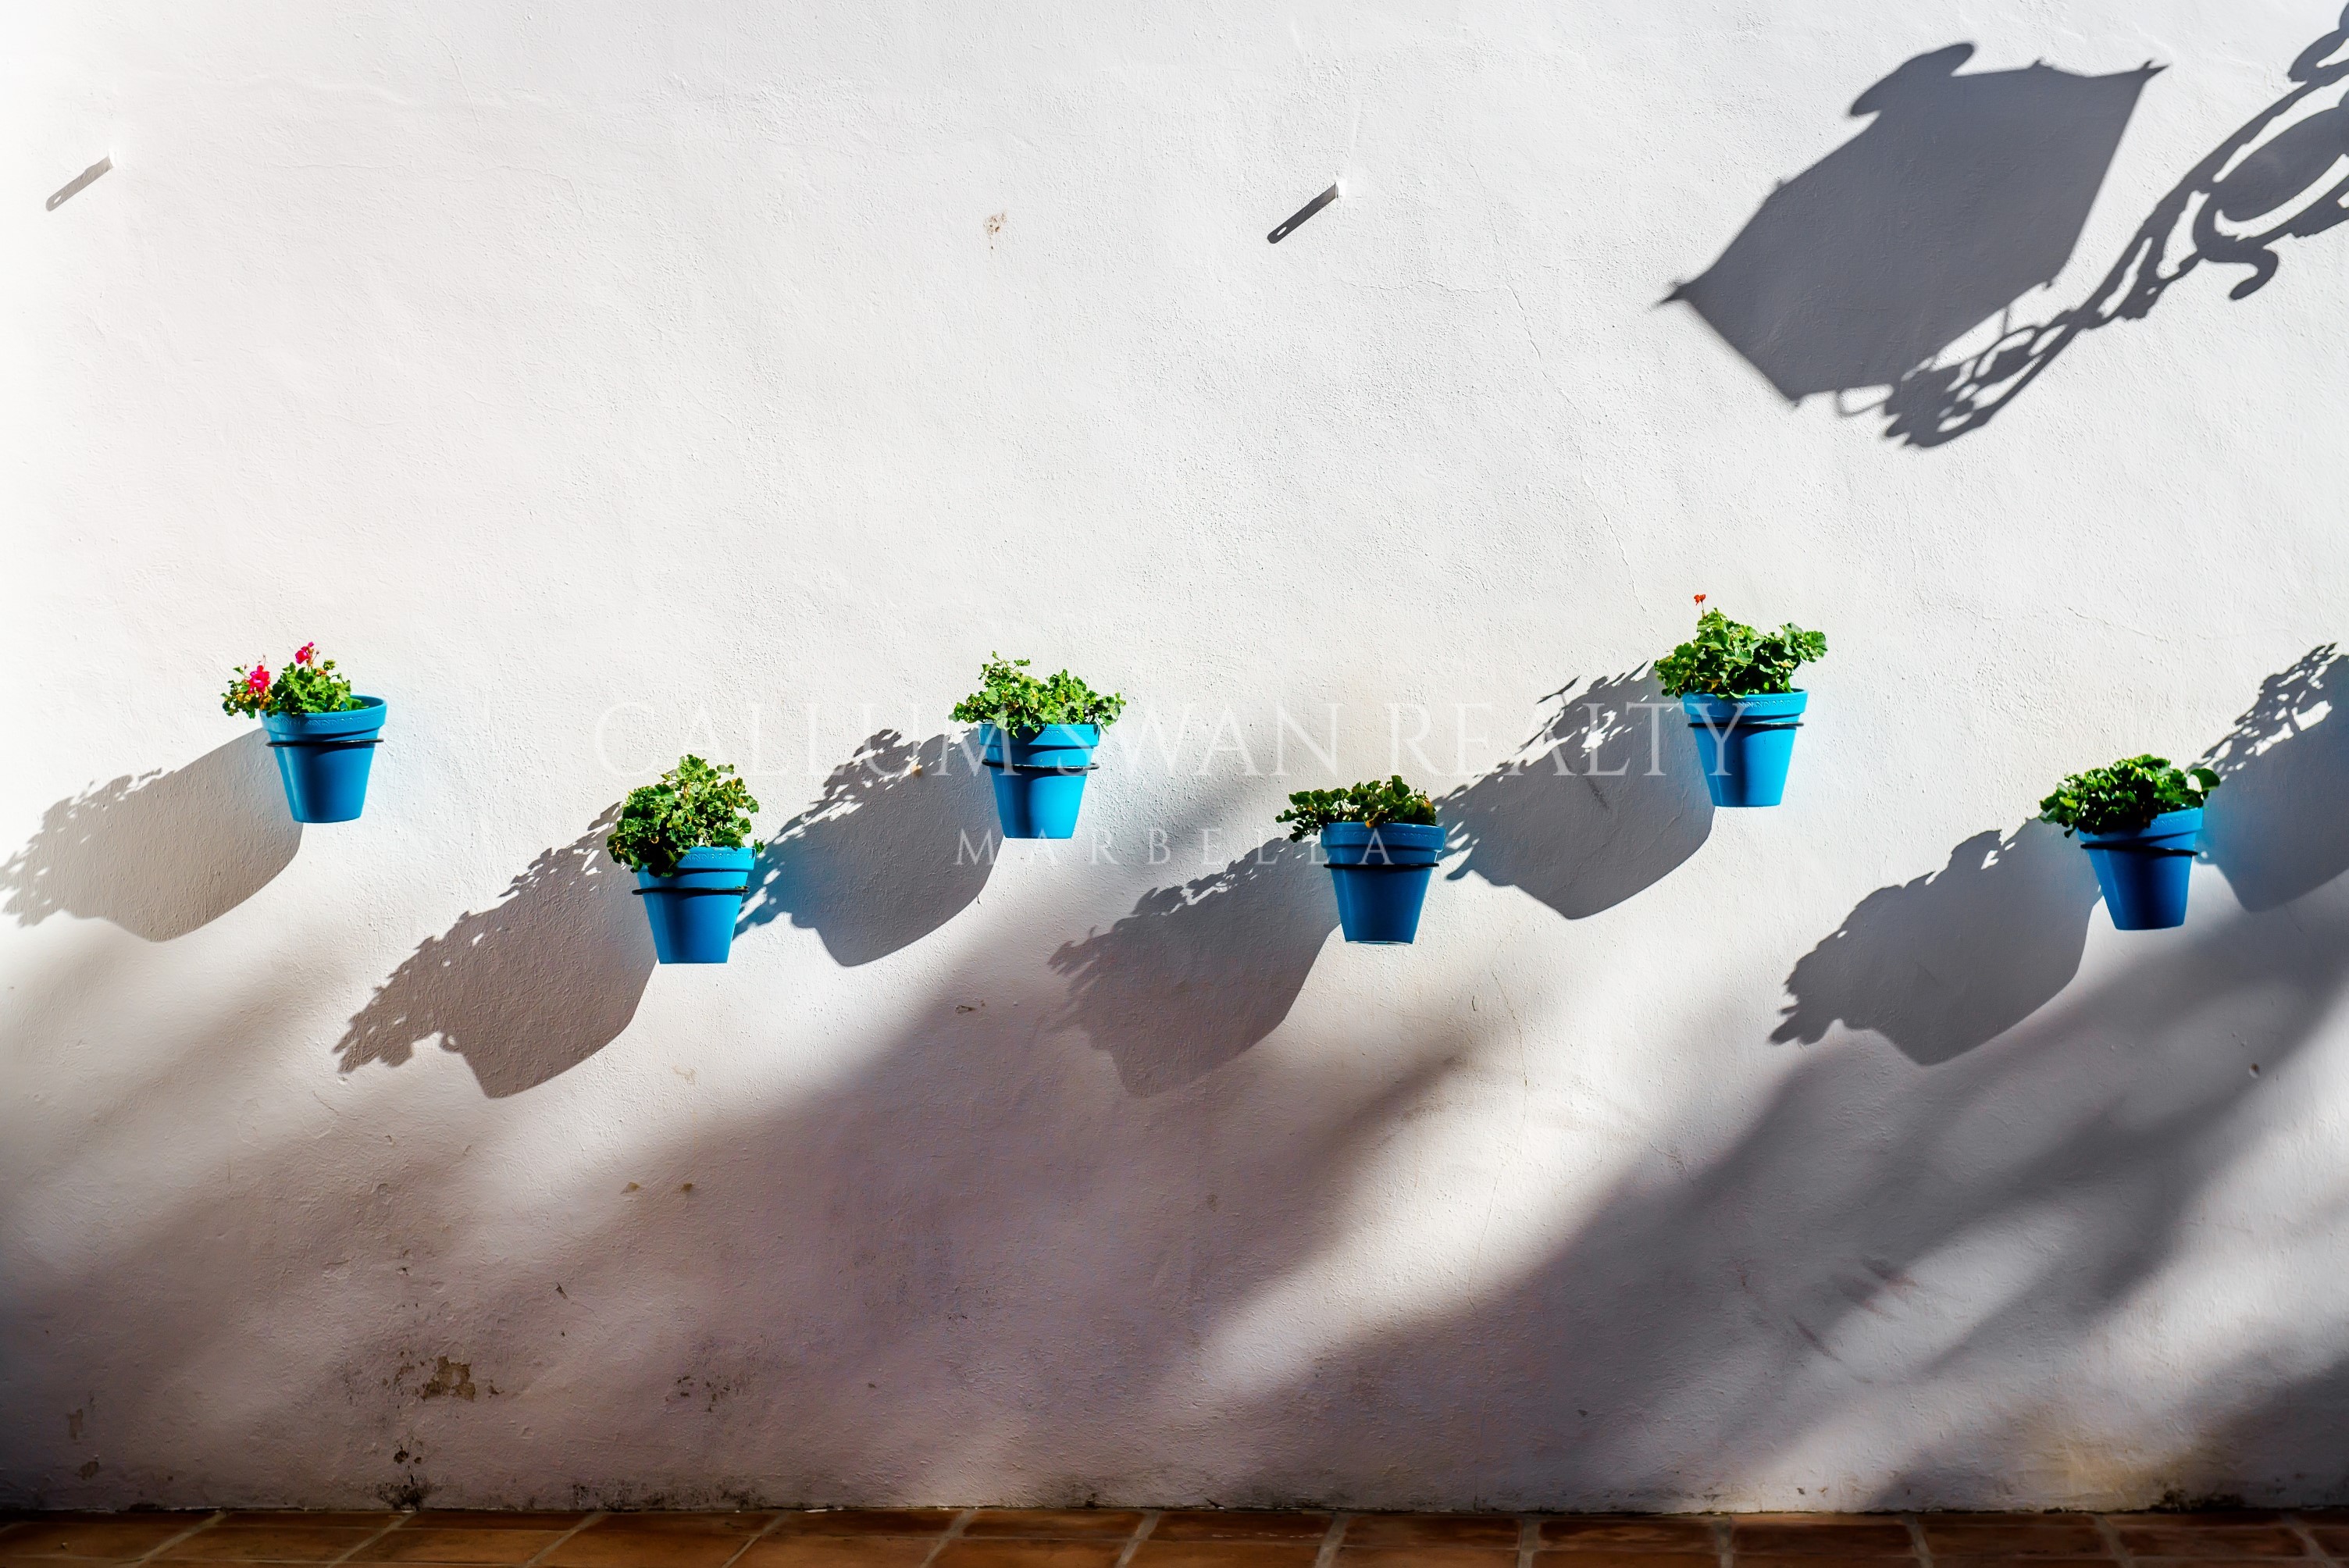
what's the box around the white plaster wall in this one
[8,0,2349,1512]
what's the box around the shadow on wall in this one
[739,731,996,966]
[1885,9,2349,447]
[1050,838,1335,1095]
[1677,10,2349,447]
[1440,672,1712,921]
[336,811,653,1098]
[1224,889,2349,1506]
[2202,645,2349,912]
[1777,647,2349,1067]
[20,827,2349,1506]
[1773,820,2101,1065]
[0,732,300,941]
[1671,45,2158,404]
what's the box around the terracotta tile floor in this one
[5,1511,2348,1568]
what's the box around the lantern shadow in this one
[0,732,301,942]
[336,812,653,1098]
[738,731,998,967]
[1680,11,2349,446]
[1439,672,1713,922]
[1050,838,1335,1096]
[1671,44,2159,405]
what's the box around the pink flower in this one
[245,665,270,695]
[294,642,316,666]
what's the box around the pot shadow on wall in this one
[1775,647,2349,1067]
[1440,672,1712,921]
[19,843,2349,1506]
[1771,821,2102,1066]
[335,811,654,1099]
[738,731,996,967]
[2201,645,2349,913]
[0,732,301,942]
[1049,837,1336,1095]
[1677,12,2349,448]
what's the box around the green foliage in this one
[1276,776,1439,841]
[220,643,364,718]
[950,654,1126,735]
[604,754,761,875]
[2038,754,2220,838]
[1654,604,1827,698]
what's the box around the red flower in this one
[294,642,316,665]
[245,665,270,695]
[1694,593,1707,608]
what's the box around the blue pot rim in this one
[983,722,1102,748]
[636,845,758,882]
[2079,807,2203,845]
[262,695,387,735]
[1321,820,1444,845]
[1681,690,1808,715]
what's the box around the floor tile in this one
[1336,1548,1520,1568]
[1531,1552,1717,1568]
[932,1543,1127,1568]
[2305,1532,2349,1557]
[1129,1542,1322,1568]
[736,1541,936,1568]
[1731,1520,1915,1557]
[1345,1518,1521,1549]
[1149,1517,1331,1544]
[351,1531,565,1564]
[1931,1558,2115,1568]
[962,1516,1142,1542]
[2114,1527,2307,1559]
[400,1518,588,1533]
[161,1527,385,1563]
[1538,1518,1716,1551]
[1920,1520,2108,1556]
[220,1520,398,1533]
[4,1519,217,1560]
[544,1523,768,1568]
[766,1516,956,1541]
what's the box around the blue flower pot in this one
[636,846,756,964]
[1684,690,1807,807]
[1321,821,1444,945]
[2080,808,2201,932]
[984,724,1100,839]
[260,696,387,822]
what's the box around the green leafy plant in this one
[220,642,364,718]
[1654,596,1827,698]
[604,755,761,876]
[1276,776,1439,840]
[950,654,1126,735]
[2038,754,2219,838]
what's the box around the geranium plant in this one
[1277,777,1439,839]
[1655,596,1827,697]
[605,755,761,876]
[950,654,1126,734]
[221,643,363,717]
[2038,754,2220,837]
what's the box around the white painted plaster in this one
[8,0,2349,1512]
